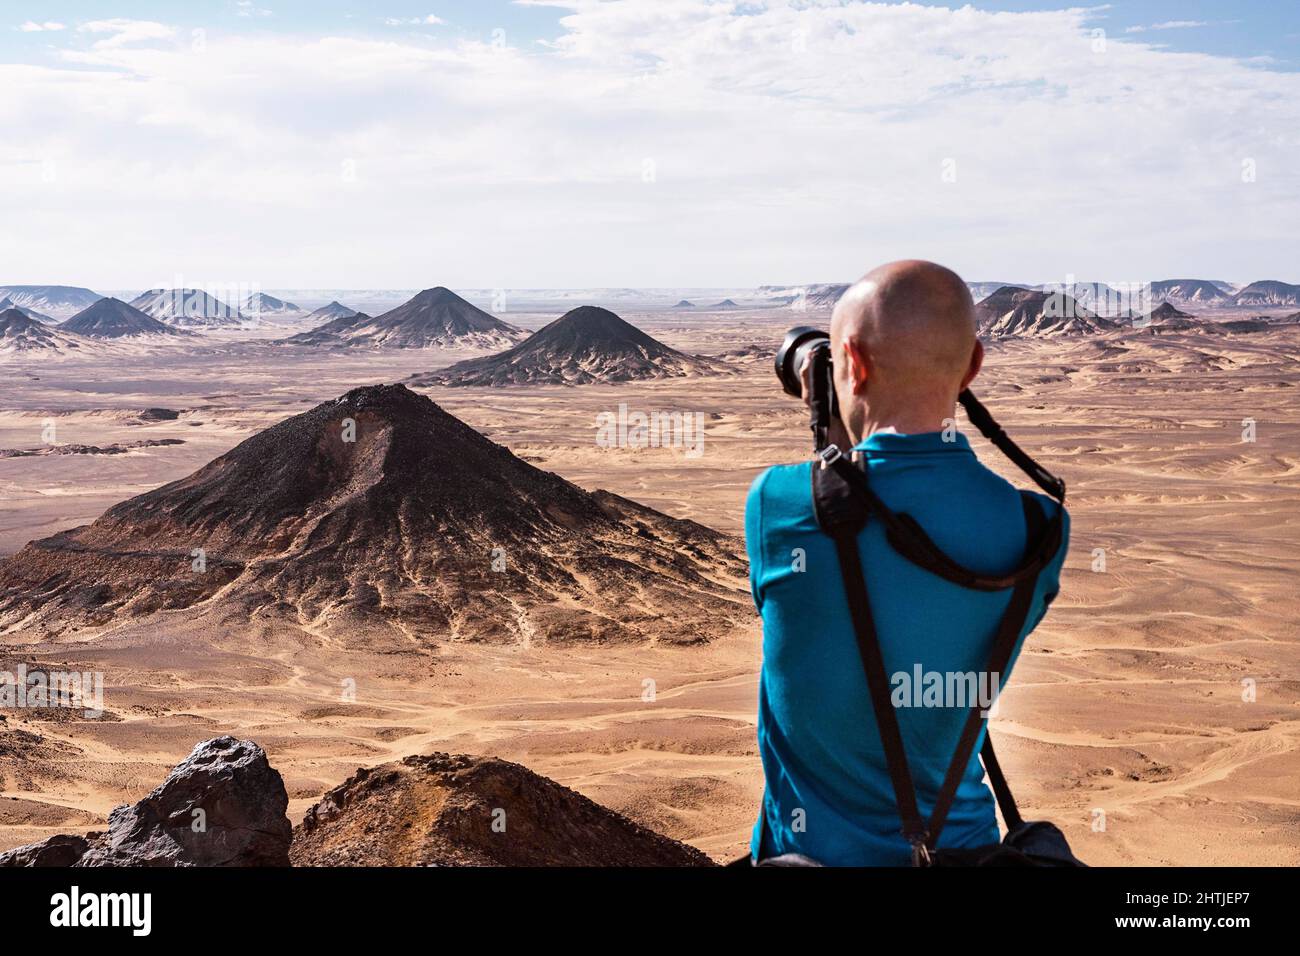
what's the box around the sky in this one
[1,1,1297,290]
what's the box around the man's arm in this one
[744,468,772,613]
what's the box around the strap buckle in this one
[817,444,843,470]
[909,837,933,868]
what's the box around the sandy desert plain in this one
[1,302,1297,866]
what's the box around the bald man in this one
[744,260,1069,865]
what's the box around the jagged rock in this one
[0,834,91,867]
[73,736,290,867]
[291,752,715,867]
[0,736,289,867]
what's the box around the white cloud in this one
[78,19,177,49]
[235,1,273,18]
[1126,20,1210,34]
[1,1,1297,288]
[19,21,66,32]
[383,15,443,27]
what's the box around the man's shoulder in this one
[745,460,817,552]
[747,460,813,504]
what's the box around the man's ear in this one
[841,338,871,395]
[960,340,984,390]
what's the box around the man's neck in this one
[851,399,957,444]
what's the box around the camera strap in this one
[810,394,1063,862]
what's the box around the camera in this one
[775,326,840,451]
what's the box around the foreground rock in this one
[291,752,714,867]
[0,834,90,867]
[0,737,291,867]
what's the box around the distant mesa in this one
[721,342,776,362]
[243,292,303,316]
[965,281,1020,302]
[1136,314,1295,336]
[282,287,522,349]
[1231,280,1300,308]
[291,752,713,867]
[0,307,82,353]
[0,437,184,459]
[0,296,55,323]
[0,384,746,643]
[1150,279,1232,305]
[0,285,103,319]
[410,305,724,386]
[672,299,695,309]
[706,299,740,310]
[1045,282,1126,315]
[60,297,188,339]
[757,283,849,309]
[303,300,358,325]
[129,288,246,327]
[975,286,1115,337]
[139,407,182,421]
[796,284,850,310]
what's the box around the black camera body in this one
[774,325,1067,501]
[775,326,841,451]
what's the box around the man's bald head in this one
[829,260,981,435]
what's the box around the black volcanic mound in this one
[0,308,70,352]
[1,308,47,336]
[975,286,1114,337]
[410,306,721,386]
[244,292,301,314]
[60,298,184,338]
[1147,301,1193,322]
[303,300,358,325]
[0,384,745,642]
[283,288,521,349]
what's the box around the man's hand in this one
[799,353,853,451]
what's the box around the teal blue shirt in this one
[746,431,1068,865]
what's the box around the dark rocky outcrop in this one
[0,308,70,352]
[0,834,91,867]
[291,752,714,867]
[0,737,291,867]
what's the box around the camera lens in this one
[774,326,831,397]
